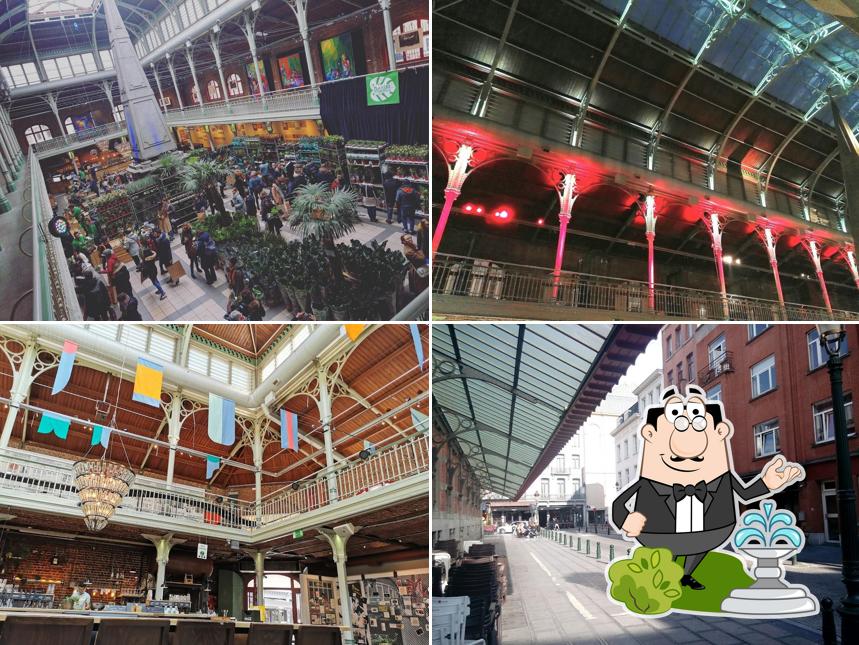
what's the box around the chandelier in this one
[72,459,136,531]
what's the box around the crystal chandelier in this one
[73,459,135,531]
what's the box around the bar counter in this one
[0,607,346,644]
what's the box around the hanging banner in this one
[37,413,70,440]
[206,455,220,479]
[197,543,208,559]
[281,409,299,451]
[366,71,400,106]
[132,359,164,408]
[343,324,366,342]
[410,408,429,434]
[51,340,78,395]
[90,425,111,449]
[208,393,236,446]
[410,324,424,370]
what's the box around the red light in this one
[464,204,474,212]
[537,218,544,225]
[476,206,484,214]
[488,207,515,224]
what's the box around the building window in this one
[246,575,301,623]
[667,370,673,387]
[808,328,848,371]
[666,334,673,357]
[751,355,777,398]
[708,334,727,368]
[616,444,620,461]
[24,123,52,144]
[625,468,629,484]
[623,438,628,458]
[748,323,770,340]
[706,383,722,402]
[540,478,550,498]
[227,73,243,97]
[632,437,638,454]
[207,79,222,100]
[557,479,566,499]
[754,419,779,458]
[571,478,581,496]
[552,455,566,474]
[813,394,854,444]
[63,116,75,135]
[112,104,125,122]
[571,455,580,469]
[687,354,695,385]
[677,364,685,388]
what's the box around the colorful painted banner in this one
[281,409,299,451]
[51,340,78,395]
[343,324,366,341]
[132,358,163,408]
[410,324,424,370]
[91,425,111,449]
[206,455,220,479]
[208,393,236,446]
[37,412,70,440]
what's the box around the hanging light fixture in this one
[73,458,135,531]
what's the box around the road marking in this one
[529,551,595,620]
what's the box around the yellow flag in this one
[344,324,366,342]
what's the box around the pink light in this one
[464,203,474,212]
[476,206,484,214]
[537,218,545,225]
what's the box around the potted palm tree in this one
[287,183,358,243]
[180,159,229,219]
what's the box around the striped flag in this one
[132,358,164,408]
[51,340,77,395]
[206,456,220,479]
[208,393,236,446]
[91,425,111,449]
[37,412,70,440]
[280,409,299,451]
[410,324,425,370]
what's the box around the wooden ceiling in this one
[192,324,286,360]
[0,324,429,488]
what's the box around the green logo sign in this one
[366,71,400,106]
[293,529,304,539]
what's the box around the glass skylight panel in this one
[28,1,97,21]
[209,354,230,383]
[99,50,114,70]
[43,59,60,81]
[148,332,177,363]
[86,324,119,341]
[231,364,253,392]
[187,346,209,375]
[120,325,149,352]
[56,57,73,78]
[81,53,97,73]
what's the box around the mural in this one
[277,52,306,89]
[246,60,270,96]
[319,32,355,81]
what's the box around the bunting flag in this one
[51,340,78,395]
[280,409,299,451]
[411,408,429,433]
[343,324,366,342]
[208,393,236,446]
[132,358,164,408]
[37,412,70,440]
[90,425,111,449]
[410,324,425,370]
[206,455,220,479]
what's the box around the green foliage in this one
[385,145,428,159]
[179,159,227,194]
[347,139,387,149]
[670,551,754,614]
[158,153,184,178]
[88,190,129,209]
[288,182,358,241]
[608,548,683,615]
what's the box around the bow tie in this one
[673,481,707,502]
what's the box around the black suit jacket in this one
[612,472,770,534]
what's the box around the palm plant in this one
[158,153,183,178]
[180,159,228,217]
[287,182,358,241]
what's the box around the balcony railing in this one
[433,254,859,321]
[164,86,320,125]
[30,121,128,158]
[550,466,570,475]
[697,351,736,386]
[0,434,429,534]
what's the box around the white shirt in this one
[72,591,91,610]
[675,496,704,533]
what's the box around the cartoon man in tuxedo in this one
[611,385,804,591]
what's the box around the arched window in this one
[207,79,222,101]
[113,104,125,122]
[24,124,53,144]
[63,117,75,135]
[227,73,243,97]
[246,575,301,623]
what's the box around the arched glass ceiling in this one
[28,1,99,21]
[595,0,859,128]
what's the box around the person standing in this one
[123,229,142,270]
[395,179,420,235]
[71,581,92,610]
[181,225,201,279]
[155,229,173,277]
[159,198,174,238]
[383,173,401,225]
[141,250,167,300]
[197,231,218,285]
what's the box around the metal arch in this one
[647,0,747,169]
[571,0,635,148]
[805,146,841,201]
[433,406,548,453]
[713,21,843,178]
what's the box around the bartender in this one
[71,581,92,610]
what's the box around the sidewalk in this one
[492,532,824,644]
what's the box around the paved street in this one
[493,532,825,644]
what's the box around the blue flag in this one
[51,340,77,395]
[208,393,236,446]
[410,324,425,370]
[37,413,70,440]
[91,425,111,449]
[206,456,220,479]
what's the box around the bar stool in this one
[174,621,235,645]
[94,618,170,645]
[247,623,294,645]
[0,616,93,645]
[294,626,340,645]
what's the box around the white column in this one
[44,93,65,135]
[101,81,116,120]
[378,0,398,71]
[0,341,37,449]
[166,53,185,110]
[319,525,357,643]
[251,421,264,524]
[185,43,204,108]
[316,362,339,503]
[151,63,168,114]
[165,393,182,488]
[288,1,318,90]
[249,549,266,606]
[209,30,229,104]
[241,11,267,104]
[143,533,185,601]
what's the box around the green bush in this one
[608,547,683,615]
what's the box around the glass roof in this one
[433,324,613,498]
[28,1,98,21]
[596,0,859,128]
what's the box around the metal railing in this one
[697,351,736,386]
[0,434,429,532]
[164,86,320,124]
[259,435,429,524]
[433,253,859,321]
[30,121,128,158]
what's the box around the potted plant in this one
[179,159,228,217]
[287,183,358,243]
[326,280,351,320]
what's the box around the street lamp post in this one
[818,323,859,641]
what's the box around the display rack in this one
[346,140,387,206]
[385,145,429,219]
[0,591,54,609]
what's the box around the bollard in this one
[577,537,581,551]
[586,539,591,555]
[821,597,836,645]
[563,533,568,546]
[596,542,601,560]
[609,544,615,561]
